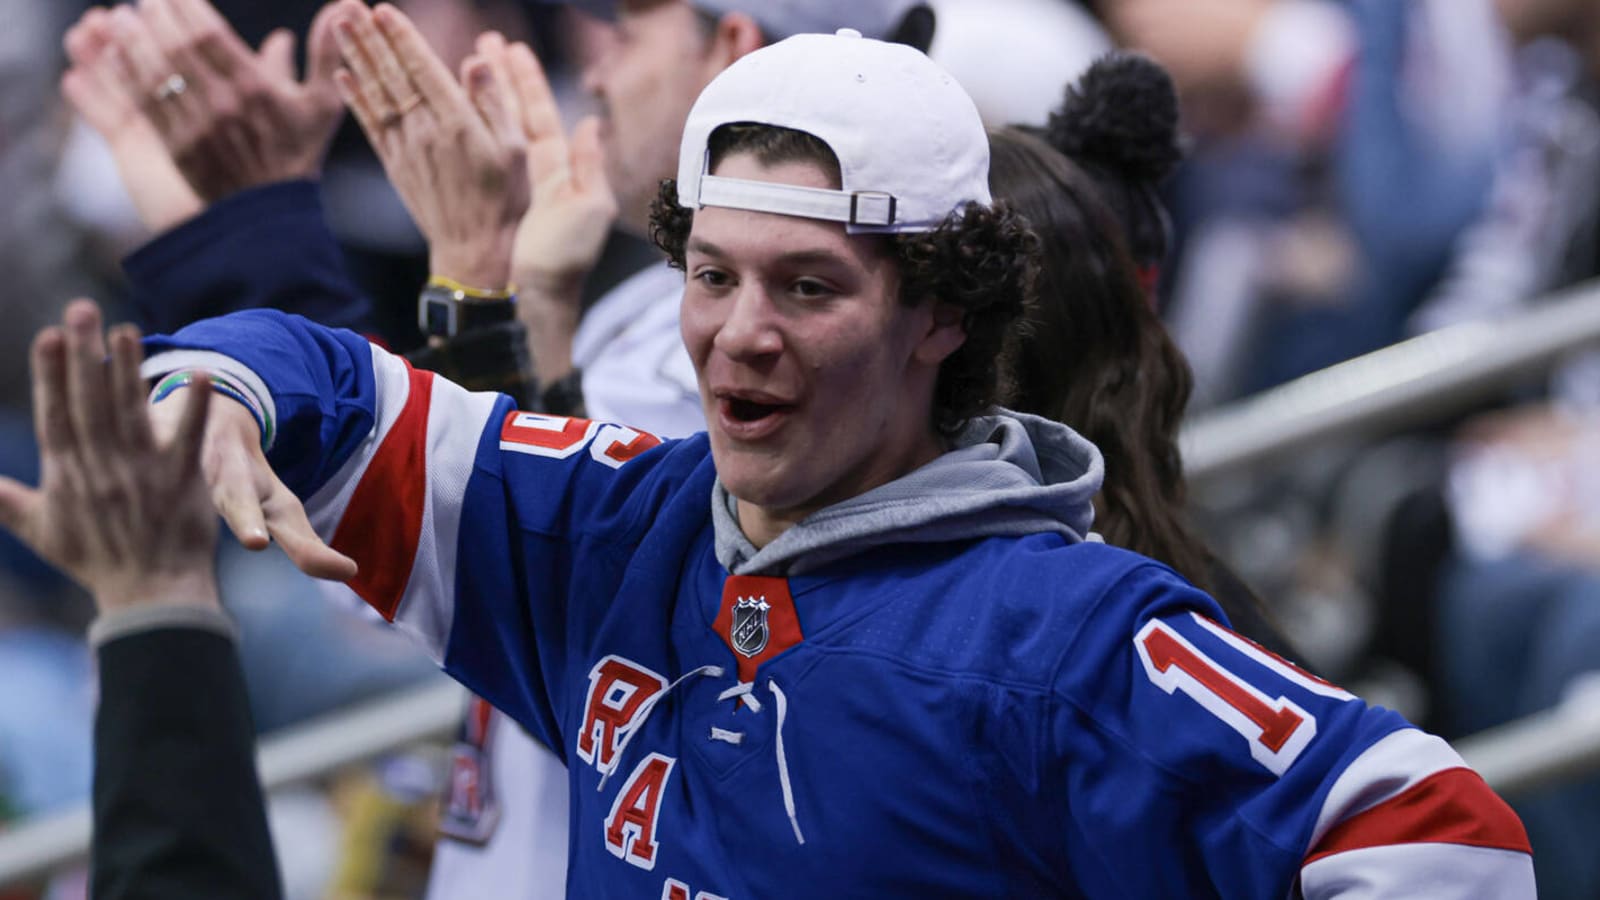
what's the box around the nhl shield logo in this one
[731,596,772,658]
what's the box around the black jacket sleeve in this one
[91,628,281,900]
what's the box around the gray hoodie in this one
[713,409,1104,576]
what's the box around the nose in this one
[575,21,619,95]
[713,281,783,362]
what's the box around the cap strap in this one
[697,174,897,227]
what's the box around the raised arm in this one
[138,308,691,744]
[63,0,371,335]
[0,301,280,899]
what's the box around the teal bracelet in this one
[148,370,273,450]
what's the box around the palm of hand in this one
[0,307,219,608]
[513,116,619,297]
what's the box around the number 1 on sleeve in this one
[1135,619,1316,776]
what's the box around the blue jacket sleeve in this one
[142,309,710,755]
[122,180,373,335]
[1050,564,1532,897]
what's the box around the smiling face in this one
[679,153,967,547]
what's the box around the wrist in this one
[518,298,579,384]
[94,568,221,614]
[429,243,515,294]
[419,277,517,338]
[150,370,273,450]
[515,265,588,304]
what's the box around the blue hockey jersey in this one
[145,312,1533,898]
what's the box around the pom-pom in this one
[1046,52,1183,185]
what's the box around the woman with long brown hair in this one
[993,53,1287,646]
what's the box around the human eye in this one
[791,278,836,299]
[691,267,733,290]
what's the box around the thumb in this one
[304,1,346,92]
[258,28,297,82]
[569,115,611,195]
[0,475,40,539]
[464,55,522,154]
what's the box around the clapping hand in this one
[61,0,345,232]
[331,1,530,291]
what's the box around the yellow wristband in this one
[426,274,517,301]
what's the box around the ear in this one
[704,10,765,69]
[912,302,968,366]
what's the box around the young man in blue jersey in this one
[12,28,1533,898]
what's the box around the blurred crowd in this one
[1,0,1598,897]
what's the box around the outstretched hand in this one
[139,364,359,585]
[0,302,217,610]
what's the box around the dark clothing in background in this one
[92,626,280,900]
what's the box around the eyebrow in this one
[686,239,851,269]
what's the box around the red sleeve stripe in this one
[330,363,434,621]
[1304,767,1531,865]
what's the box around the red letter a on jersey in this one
[576,655,667,773]
[606,753,676,870]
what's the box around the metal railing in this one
[0,679,466,887]
[1180,278,1600,483]
[1457,678,1600,798]
[5,283,1600,888]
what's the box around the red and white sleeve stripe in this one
[1299,728,1534,898]
[305,343,501,660]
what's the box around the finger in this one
[138,0,210,118]
[107,325,155,453]
[506,42,567,178]
[334,12,401,125]
[464,55,521,154]
[334,68,389,149]
[263,489,358,581]
[167,0,253,78]
[472,32,522,142]
[29,328,74,457]
[569,114,611,194]
[0,475,41,538]
[258,27,296,83]
[60,68,120,135]
[62,302,115,460]
[171,372,212,476]
[304,1,347,93]
[74,12,145,123]
[61,21,120,129]
[108,6,181,132]
[474,29,511,90]
[210,439,270,548]
[372,3,469,118]
[63,17,96,66]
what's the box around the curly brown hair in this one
[650,123,1039,435]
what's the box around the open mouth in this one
[717,394,795,438]
[726,397,782,422]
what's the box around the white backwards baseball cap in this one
[554,0,928,44]
[674,28,992,235]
